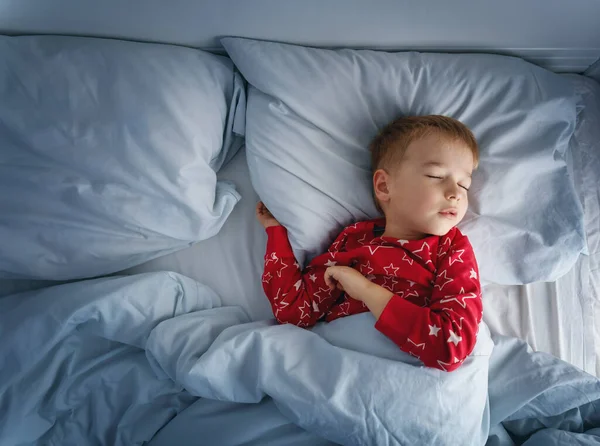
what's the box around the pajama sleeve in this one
[374,231,482,372]
[262,226,346,327]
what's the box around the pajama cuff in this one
[265,225,294,256]
[374,294,425,343]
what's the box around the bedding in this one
[1,272,599,446]
[569,75,600,378]
[119,72,600,376]
[121,148,271,322]
[0,34,597,445]
[0,35,245,281]
[221,37,585,286]
[484,74,600,378]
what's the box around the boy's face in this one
[374,133,474,238]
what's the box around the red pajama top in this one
[262,218,482,372]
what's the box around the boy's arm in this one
[367,232,482,372]
[263,226,346,327]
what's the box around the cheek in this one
[459,196,469,215]
[419,185,440,204]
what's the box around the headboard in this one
[1,0,599,73]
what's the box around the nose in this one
[446,184,461,201]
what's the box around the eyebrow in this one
[422,162,472,178]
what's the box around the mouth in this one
[438,209,458,219]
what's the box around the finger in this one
[323,272,333,289]
[324,269,336,290]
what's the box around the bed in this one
[119,75,600,379]
[1,2,600,445]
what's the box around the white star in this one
[294,280,302,291]
[360,261,374,275]
[366,245,382,255]
[434,270,453,291]
[448,249,465,265]
[470,268,478,280]
[437,359,453,371]
[408,351,421,360]
[293,261,300,269]
[402,252,414,265]
[309,274,317,282]
[382,276,398,291]
[312,301,320,313]
[405,290,420,299]
[366,274,377,281]
[453,317,465,330]
[407,338,426,350]
[407,280,416,287]
[314,287,332,304]
[277,259,288,277]
[274,298,289,318]
[397,239,409,246]
[262,272,272,284]
[447,330,462,346]
[383,263,399,275]
[324,259,337,267]
[413,242,430,260]
[330,240,340,251]
[265,252,278,266]
[365,245,394,256]
[437,236,452,258]
[357,234,367,245]
[298,301,311,320]
[338,301,351,316]
[439,293,478,309]
[453,357,461,364]
[428,324,441,337]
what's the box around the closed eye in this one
[427,175,470,191]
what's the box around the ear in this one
[373,169,391,205]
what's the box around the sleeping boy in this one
[255,115,482,372]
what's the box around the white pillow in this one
[222,37,586,285]
[0,36,245,280]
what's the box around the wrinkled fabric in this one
[222,37,585,285]
[1,273,599,446]
[0,35,245,280]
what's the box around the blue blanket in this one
[1,272,598,445]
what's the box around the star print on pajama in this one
[262,218,482,372]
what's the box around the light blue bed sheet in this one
[0,272,599,445]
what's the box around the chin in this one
[426,225,454,237]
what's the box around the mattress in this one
[122,74,600,378]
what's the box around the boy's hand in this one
[256,201,281,229]
[324,266,373,301]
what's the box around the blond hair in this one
[369,115,479,212]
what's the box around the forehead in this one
[403,133,475,169]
